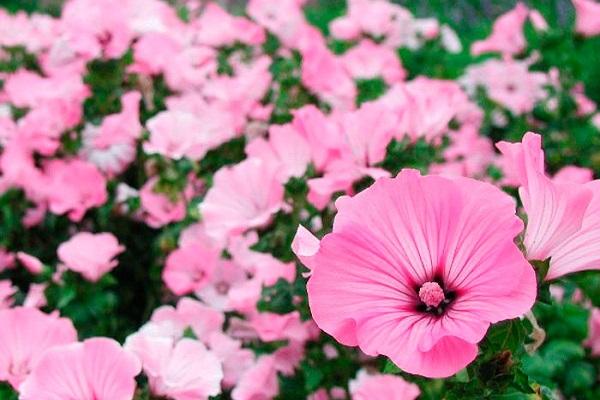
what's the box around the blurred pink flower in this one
[20,337,141,400]
[139,177,187,228]
[15,252,43,275]
[0,307,77,389]
[200,158,285,243]
[42,159,108,221]
[585,308,600,356]
[293,169,536,377]
[58,232,124,282]
[231,355,279,400]
[163,242,219,296]
[245,123,311,182]
[349,370,420,400]
[573,0,600,37]
[341,39,406,84]
[471,3,529,56]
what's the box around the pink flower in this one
[15,252,44,274]
[585,308,600,356]
[192,3,265,47]
[573,0,600,37]
[162,242,219,296]
[20,337,141,400]
[42,159,108,221]
[142,297,224,343]
[471,3,529,56]
[196,260,249,311]
[200,158,285,243]
[144,110,219,161]
[245,123,312,182]
[231,355,279,400]
[301,43,356,111]
[139,177,187,228]
[208,332,254,388]
[57,232,125,282]
[341,40,406,84]
[125,336,222,400]
[349,370,420,400]
[0,307,77,389]
[497,132,600,280]
[461,58,548,115]
[293,169,536,377]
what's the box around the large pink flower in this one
[0,307,77,389]
[20,337,141,400]
[293,169,536,377]
[497,132,600,280]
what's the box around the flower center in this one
[418,281,445,307]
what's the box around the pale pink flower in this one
[144,110,206,160]
[162,242,219,296]
[293,169,536,377]
[245,124,312,182]
[61,0,133,59]
[15,252,43,275]
[248,311,311,343]
[0,307,77,389]
[231,355,279,400]
[247,0,312,50]
[125,335,222,400]
[497,132,600,280]
[42,159,108,221]
[208,332,254,388]
[341,40,406,84]
[291,105,347,171]
[461,58,548,115]
[192,3,265,47]
[142,297,224,343]
[301,43,356,111]
[471,3,529,56]
[20,337,141,400]
[573,0,600,37]
[196,260,248,311]
[529,10,548,31]
[200,158,285,243]
[379,78,474,143]
[57,232,125,282]
[585,308,600,356]
[349,370,420,400]
[139,177,187,228]
[94,91,142,147]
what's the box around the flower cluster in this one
[1,0,600,399]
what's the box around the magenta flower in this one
[292,169,536,377]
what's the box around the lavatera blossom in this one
[497,132,600,280]
[292,169,536,377]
